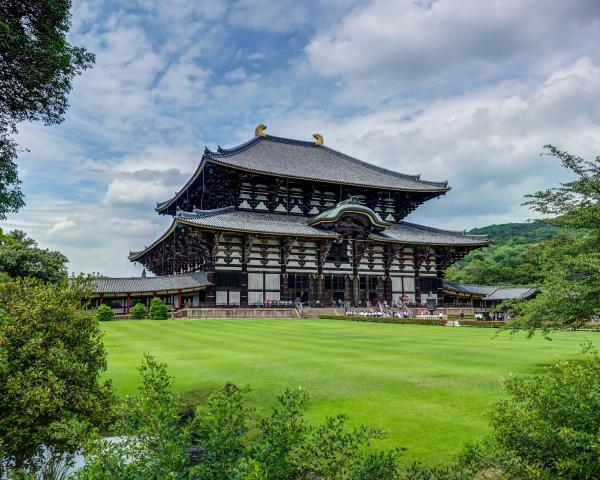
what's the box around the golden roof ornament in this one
[255,124,267,137]
[313,132,324,145]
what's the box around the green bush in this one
[130,302,147,320]
[95,304,113,322]
[0,277,113,472]
[458,351,600,479]
[149,297,169,320]
[77,355,404,479]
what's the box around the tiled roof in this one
[206,135,449,192]
[485,287,538,301]
[373,222,490,246]
[443,281,537,300]
[443,281,497,296]
[157,134,450,212]
[130,208,489,261]
[178,207,339,237]
[93,272,211,294]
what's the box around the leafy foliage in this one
[467,222,559,244]
[501,146,600,331]
[458,350,600,479]
[0,0,94,219]
[0,229,68,283]
[0,277,112,473]
[79,355,404,480]
[129,302,147,320]
[149,297,169,320]
[445,223,561,286]
[95,304,113,322]
[77,354,188,480]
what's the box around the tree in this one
[150,297,169,320]
[0,228,68,283]
[445,222,560,287]
[508,146,600,331]
[130,302,147,320]
[458,349,600,479]
[0,0,94,219]
[0,277,113,473]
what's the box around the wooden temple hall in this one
[95,125,491,311]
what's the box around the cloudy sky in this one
[4,0,600,276]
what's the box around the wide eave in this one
[156,134,450,214]
[130,209,490,262]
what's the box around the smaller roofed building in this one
[442,281,537,309]
[92,272,210,314]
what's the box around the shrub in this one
[95,304,113,322]
[0,277,113,474]
[130,302,147,320]
[458,350,600,479]
[149,297,169,320]
[78,356,404,480]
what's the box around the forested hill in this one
[445,222,560,286]
[467,222,558,245]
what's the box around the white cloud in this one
[104,178,173,206]
[305,0,600,103]
[48,219,76,235]
[5,0,600,277]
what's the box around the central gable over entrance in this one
[307,197,389,233]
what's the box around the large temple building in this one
[94,125,492,313]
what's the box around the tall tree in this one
[510,145,600,331]
[0,228,68,283]
[0,277,112,473]
[0,0,94,219]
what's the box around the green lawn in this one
[101,319,594,466]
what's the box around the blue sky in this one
[4,0,600,276]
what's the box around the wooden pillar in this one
[377,276,386,303]
[125,293,131,314]
[204,233,220,306]
[280,237,293,303]
[177,289,183,310]
[280,271,289,302]
[99,294,104,305]
[345,274,353,305]
[308,274,316,306]
[317,239,332,306]
[352,274,360,306]
[413,246,426,306]
[240,264,248,306]
[206,267,216,306]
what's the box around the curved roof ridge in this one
[318,144,447,187]
[399,221,491,239]
[210,134,449,188]
[175,205,235,219]
[207,135,264,157]
[96,272,206,281]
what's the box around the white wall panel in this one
[216,291,228,305]
[265,273,280,290]
[248,272,263,290]
[403,277,415,292]
[265,291,281,301]
[229,291,240,305]
[248,291,263,304]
